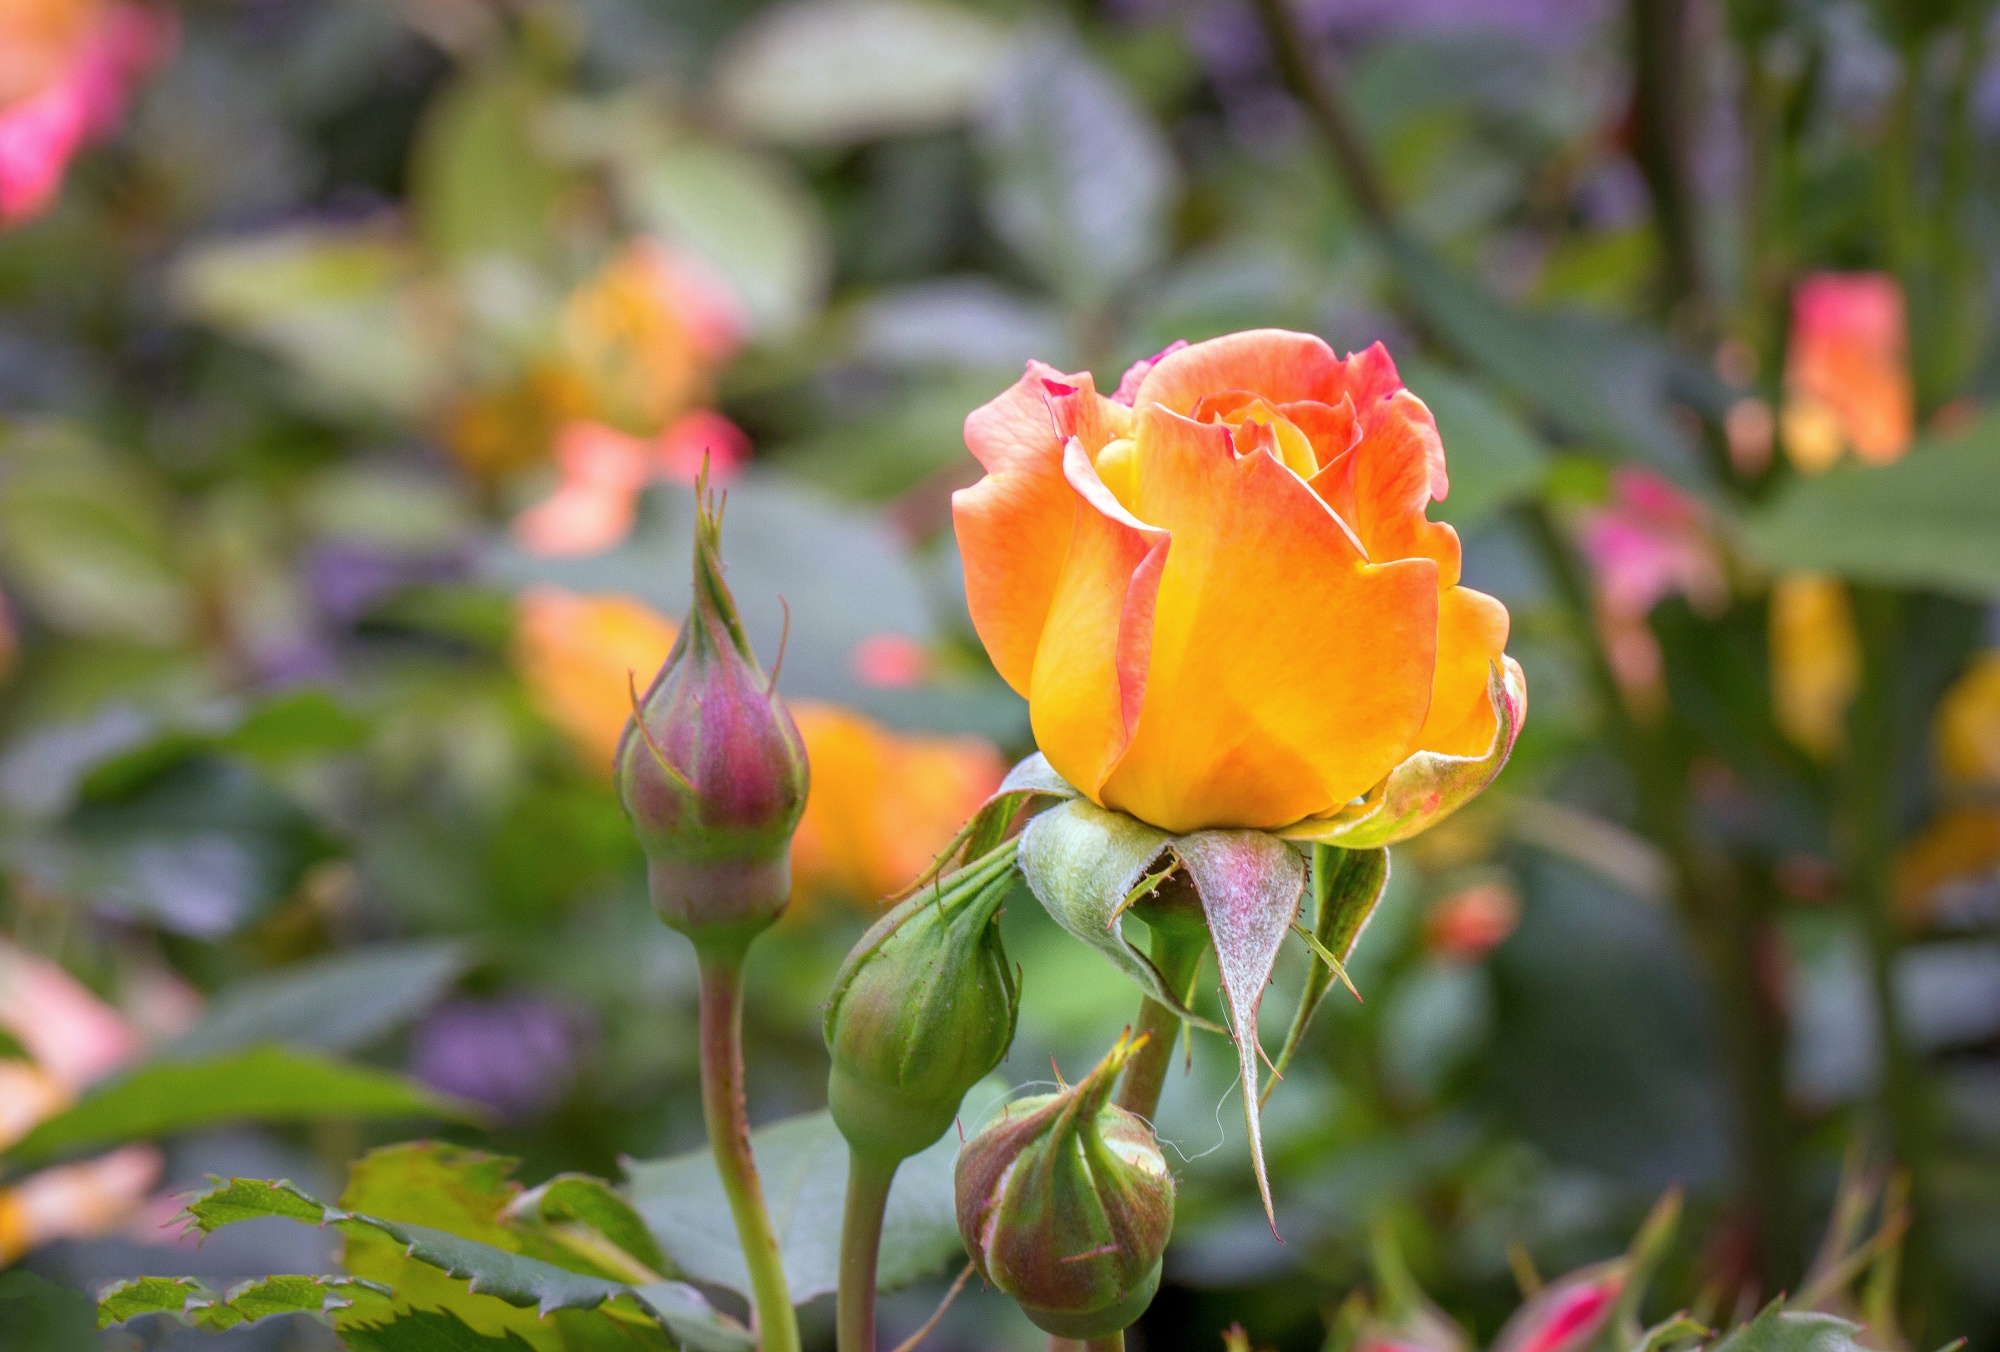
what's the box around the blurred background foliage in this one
[2,0,1999,1348]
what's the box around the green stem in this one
[1248,0,1393,232]
[1115,916,1208,1121]
[836,1153,899,1352]
[696,942,800,1352]
[1630,0,1703,323]
[1085,1337,1125,1352]
[1841,590,1933,1303]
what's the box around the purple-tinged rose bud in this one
[615,478,809,947]
[955,1032,1174,1340]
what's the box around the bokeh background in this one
[2,0,1999,1348]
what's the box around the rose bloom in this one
[1781,272,1913,473]
[955,330,1515,833]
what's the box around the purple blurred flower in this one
[307,543,467,624]
[408,996,583,1122]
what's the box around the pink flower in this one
[0,3,174,225]
[1576,469,1725,706]
[513,412,753,558]
[0,937,138,1091]
[851,633,931,689]
[1782,272,1913,472]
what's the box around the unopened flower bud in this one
[825,843,1020,1164]
[955,1033,1174,1339]
[1488,1262,1623,1352]
[615,480,809,946]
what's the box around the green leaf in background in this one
[171,225,448,419]
[0,427,191,646]
[2,1048,478,1166]
[976,33,1176,306]
[1739,414,2000,599]
[0,1270,98,1352]
[160,941,469,1061]
[712,0,1014,147]
[412,69,567,265]
[1400,361,1548,530]
[618,141,829,338]
[506,1174,672,1281]
[625,1107,965,1304]
[339,1308,539,1351]
[95,1274,394,1331]
[1386,235,1719,492]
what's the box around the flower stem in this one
[836,1152,899,1352]
[697,940,800,1352]
[1116,915,1208,1121]
[1085,1336,1125,1352]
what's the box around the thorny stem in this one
[837,1152,899,1352]
[697,941,800,1352]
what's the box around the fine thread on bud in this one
[767,597,792,695]
[625,670,693,792]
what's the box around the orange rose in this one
[513,585,679,770]
[953,330,1516,834]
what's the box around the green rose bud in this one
[615,477,809,950]
[824,841,1020,1165]
[955,1032,1175,1340]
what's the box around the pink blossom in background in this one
[851,632,932,689]
[1577,468,1726,705]
[0,937,139,1089]
[514,412,752,558]
[1782,272,1913,471]
[0,3,174,225]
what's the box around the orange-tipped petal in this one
[1028,442,1170,800]
[1096,405,1438,832]
[1135,328,1343,415]
[1417,586,1510,756]
[1312,390,1461,583]
[954,364,1122,694]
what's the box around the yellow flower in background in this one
[1897,652,2000,925]
[514,585,679,771]
[443,362,595,482]
[1770,573,1860,759]
[1936,651,2000,791]
[787,702,1006,910]
[1781,273,1914,474]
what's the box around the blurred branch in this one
[1629,0,1704,326]
[1249,0,1393,233]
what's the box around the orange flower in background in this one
[1770,572,1860,759]
[514,585,679,770]
[788,702,1006,908]
[1781,273,1913,474]
[513,412,752,558]
[0,0,173,225]
[562,240,742,435]
[1424,880,1521,961]
[954,330,1517,834]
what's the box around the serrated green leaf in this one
[1018,797,1219,1030]
[1739,414,2000,598]
[160,941,468,1061]
[99,1273,395,1331]
[4,1048,480,1166]
[1709,1307,1869,1352]
[507,1174,672,1281]
[626,1107,964,1305]
[96,1276,213,1329]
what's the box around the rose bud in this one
[615,477,809,949]
[1488,1261,1624,1352]
[825,844,1020,1165]
[955,1032,1175,1339]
